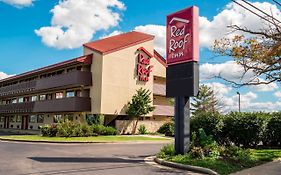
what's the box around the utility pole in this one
[237,92,241,112]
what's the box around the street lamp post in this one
[237,92,241,112]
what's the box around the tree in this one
[213,14,281,87]
[191,85,220,115]
[126,88,155,134]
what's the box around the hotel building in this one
[0,31,174,134]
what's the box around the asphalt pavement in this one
[0,137,204,175]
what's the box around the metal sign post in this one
[166,6,199,155]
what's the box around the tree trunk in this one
[132,117,139,134]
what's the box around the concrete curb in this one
[154,157,219,175]
[0,138,171,144]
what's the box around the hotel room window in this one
[12,98,17,104]
[66,91,75,98]
[18,97,24,103]
[55,92,64,99]
[29,115,37,123]
[16,116,22,122]
[37,115,44,123]
[39,95,46,101]
[75,90,82,97]
[31,96,38,102]
[46,94,52,100]
[10,116,16,122]
[54,115,62,123]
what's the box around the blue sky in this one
[0,0,280,112]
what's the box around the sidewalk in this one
[231,159,281,175]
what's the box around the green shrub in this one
[157,122,174,136]
[92,124,117,135]
[191,112,224,143]
[40,124,57,137]
[223,112,268,147]
[138,124,147,134]
[264,112,281,147]
[157,144,175,158]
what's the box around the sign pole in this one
[175,97,190,154]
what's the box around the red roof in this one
[0,54,93,83]
[83,31,155,55]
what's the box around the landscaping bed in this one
[0,135,171,143]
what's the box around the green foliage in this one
[191,84,220,115]
[86,114,104,125]
[157,144,175,158]
[92,124,118,135]
[157,122,174,136]
[191,112,224,143]
[263,112,281,147]
[223,112,268,147]
[126,88,155,118]
[40,124,57,137]
[138,124,147,134]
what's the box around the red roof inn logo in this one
[166,6,199,65]
[137,47,153,82]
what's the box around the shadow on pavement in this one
[29,157,144,163]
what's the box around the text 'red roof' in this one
[83,31,155,55]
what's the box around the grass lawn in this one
[0,135,171,143]
[161,149,281,175]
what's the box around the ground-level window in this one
[12,98,17,104]
[66,91,75,98]
[16,116,22,122]
[10,116,16,122]
[46,94,52,100]
[64,114,74,121]
[0,117,4,122]
[76,90,82,97]
[54,115,62,123]
[55,92,64,99]
[37,115,44,123]
[29,115,37,123]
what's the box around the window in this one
[76,90,82,97]
[37,115,44,123]
[12,98,17,104]
[31,96,38,102]
[64,114,74,121]
[29,115,37,123]
[24,97,29,102]
[54,115,62,123]
[66,91,75,98]
[18,97,24,103]
[39,95,46,101]
[0,117,4,122]
[55,92,64,99]
[16,116,22,122]
[10,116,16,122]
[46,94,52,100]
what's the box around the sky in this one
[0,0,280,113]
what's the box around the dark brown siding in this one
[0,71,92,98]
[0,97,91,114]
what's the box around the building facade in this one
[0,31,174,133]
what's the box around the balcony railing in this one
[153,105,174,116]
[153,83,166,96]
[0,71,92,97]
[0,97,91,114]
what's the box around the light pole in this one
[237,92,241,112]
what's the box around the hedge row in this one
[40,120,118,137]
[191,112,281,148]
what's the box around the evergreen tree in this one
[126,88,155,134]
[191,85,220,115]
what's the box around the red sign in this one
[137,50,153,82]
[166,6,199,65]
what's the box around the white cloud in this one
[199,1,281,47]
[250,82,278,92]
[35,0,125,49]
[134,25,166,56]
[0,72,12,80]
[0,0,34,7]
[200,61,256,83]
[205,82,232,95]
[274,91,281,98]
